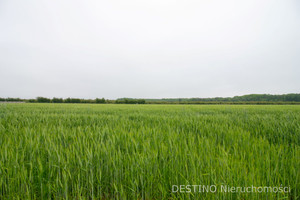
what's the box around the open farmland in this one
[0,104,299,199]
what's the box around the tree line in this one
[144,93,300,103]
[1,94,300,104]
[0,97,146,104]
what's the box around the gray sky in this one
[0,0,299,99]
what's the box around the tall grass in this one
[0,104,299,199]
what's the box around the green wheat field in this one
[0,103,299,199]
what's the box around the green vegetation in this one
[0,104,299,199]
[116,98,146,104]
[144,93,300,104]
[1,93,300,104]
[96,98,106,104]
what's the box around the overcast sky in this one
[0,0,299,99]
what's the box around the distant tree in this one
[137,99,146,104]
[36,97,51,103]
[64,98,81,103]
[64,98,71,103]
[81,99,95,103]
[27,99,37,103]
[6,98,22,102]
[72,98,81,103]
[52,98,63,103]
[115,98,145,104]
[96,98,106,104]
[115,99,123,104]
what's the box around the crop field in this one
[0,103,299,199]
